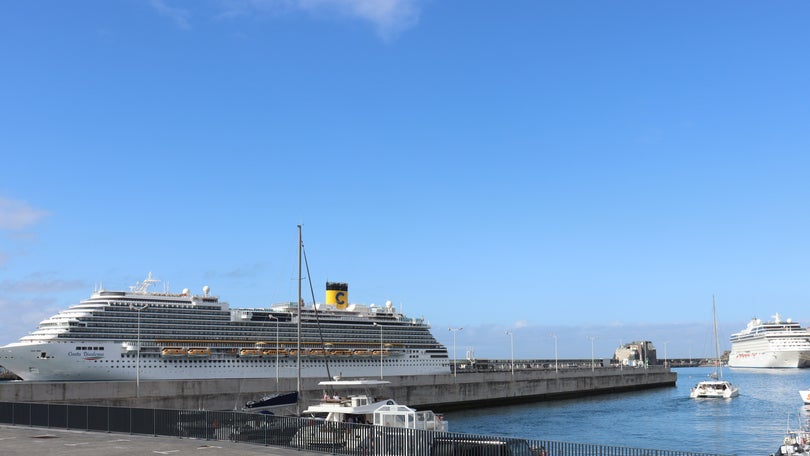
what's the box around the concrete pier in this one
[0,366,675,411]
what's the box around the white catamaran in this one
[690,296,739,399]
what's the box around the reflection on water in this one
[444,367,810,455]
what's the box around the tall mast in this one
[712,295,721,380]
[296,224,302,415]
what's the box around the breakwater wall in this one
[0,366,675,411]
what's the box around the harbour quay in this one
[0,424,322,456]
[0,363,675,412]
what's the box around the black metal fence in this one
[0,402,730,456]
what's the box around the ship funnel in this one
[326,282,348,310]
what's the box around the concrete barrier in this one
[0,366,676,411]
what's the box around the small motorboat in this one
[243,391,298,414]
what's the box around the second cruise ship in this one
[728,313,810,368]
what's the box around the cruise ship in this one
[0,273,451,381]
[727,313,810,368]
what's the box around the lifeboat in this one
[161,347,186,357]
[352,349,372,357]
[288,349,308,357]
[187,348,211,357]
[262,349,288,357]
[239,348,262,357]
[309,349,326,357]
[329,349,352,357]
[372,350,391,357]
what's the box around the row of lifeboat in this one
[238,348,391,358]
[159,347,393,358]
[160,347,212,358]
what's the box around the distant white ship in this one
[0,273,451,381]
[728,313,810,368]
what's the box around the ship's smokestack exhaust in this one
[326,282,348,309]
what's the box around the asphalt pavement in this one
[0,424,324,456]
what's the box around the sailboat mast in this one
[297,224,302,415]
[712,295,721,380]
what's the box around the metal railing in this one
[0,402,730,456]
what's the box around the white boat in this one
[800,390,810,405]
[690,296,739,399]
[0,271,450,381]
[770,415,810,456]
[728,313,810,368]
[302,379,448,431]
[690,375,738,399]
[292,379,448,452]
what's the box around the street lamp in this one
[130,303,148,398]
[551,333,558,373]
[448,327,463,377]
[505,331,514,375]
[588,336,596,371]
[269,315,279,388]
[373,323,383,379]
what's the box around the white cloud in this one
[0,197,49,231]
[216,0,421,40]
[0,279,86,294]
[151,0,192,30]
[299,0,420,39]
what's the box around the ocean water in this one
[443,367,810,456]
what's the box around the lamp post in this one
[589,336,596,371]
[663,341,669,368]
[448,327,463,377]
[373,323,383,379]
[129,303,148,398]
[551,333,558,373]
[505,331,514,375]
[269,315,279,388]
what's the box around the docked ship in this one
[0,273,451,381]
[727,313,810,368]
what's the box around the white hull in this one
[690,380,739,399]
[728,349,810,368]
[0,341,448,382]
[800,390,810,405]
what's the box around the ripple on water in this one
[444,367,810,455]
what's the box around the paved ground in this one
[0,424,324,456]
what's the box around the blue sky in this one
[1,1,809,361]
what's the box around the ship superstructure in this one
[728,313,810,368]
[0,274,450,381]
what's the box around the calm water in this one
[444,367,810,455]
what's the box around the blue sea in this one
[443,367,810,456]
